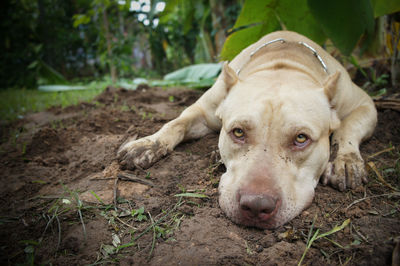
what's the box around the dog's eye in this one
[295,134,308,144]
[232,128,244,138]
[294,134,310,148]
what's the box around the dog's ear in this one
[221,62,239,89]
[323,71,341,103]
[324,71,341,132]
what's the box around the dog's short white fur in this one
[118,31,377,229]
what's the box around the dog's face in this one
[216,67,340,228]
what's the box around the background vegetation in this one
[0,0,240,89]
[0,0,399,121]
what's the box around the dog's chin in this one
[226,209,288,229]
[236,217,282,229]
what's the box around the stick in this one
[114,216,137,230]
[56,214,61,251]
[113,178,118,211]
[346,192,400,210]
[367,161,399,191]
[133,197,183,242]
[367,146,395,159]
[352,224,369,243]
[148,211,156,259]
[117,172,154,187]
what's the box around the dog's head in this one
[216,63,340,229]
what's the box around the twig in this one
[329,203,345,216]
[367,146,395,159]
[147,211,156,259]
[89,177,115,181]
[117,172,154,187]
[367,161,399,191]
[346,192,400,210]
[28,195,65,201]
[114,216,136,230]
[77,208,87,241]
[56,215,61,251]
[373,94,400,111]
[132,197,183,242]
[351,224,369,243]
[113,178,118,211]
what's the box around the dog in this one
[118,31,377,229]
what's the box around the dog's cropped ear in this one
[221,62,239,90]
[323,71,341,132]
[323,71,341,103]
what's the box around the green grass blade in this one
[315,218,350,240]
[174,193,208,198]
[90,190,105,205]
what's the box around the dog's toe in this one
[323,152,367,191]
[116,138,168,170]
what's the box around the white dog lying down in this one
[118,31,377,229]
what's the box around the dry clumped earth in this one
[0,86,399,265]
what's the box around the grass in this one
[17,182,192,264]
[0,82,107,122]
[298,216,351,266]
[91,196,187,264]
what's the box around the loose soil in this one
[1,86,399,265]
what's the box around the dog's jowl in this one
[118,31,377,229]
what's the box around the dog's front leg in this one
[322,97,377,191]
[117,103,216,170]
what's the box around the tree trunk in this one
[390,24,400,88]
[102,7,117,83]
[209,0,227,59]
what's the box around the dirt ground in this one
[0,86,399,265]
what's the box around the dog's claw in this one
[117,137,168,170]
[323,152,367,191]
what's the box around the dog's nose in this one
[239,194,278,218]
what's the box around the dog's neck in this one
[236,39,330,85]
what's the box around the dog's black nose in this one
[239,194,277,217]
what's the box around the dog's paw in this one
[117,137,168,170]
[321,152,367,191]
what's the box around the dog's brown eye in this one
[233,128,244,138]
[295,134,308,143]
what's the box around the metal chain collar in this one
[236,38,329,75]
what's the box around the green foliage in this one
[372,0,400,17]
[0,0,96,89]
[158,0,240,69]
[72,14,91,28]
[32,60,69,85]
[308,0,375,55]
[2,0,240,88]
[221,0,400,60]
[221,0,325,59]
[298,218,350,265]
[156,0,206,70]
[131,207,148,222]
[221,0,280,61]
[277,0,325,43]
